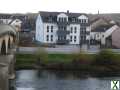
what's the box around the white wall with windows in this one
[90,25,118,45]
[69,24,80,44]
[43,23,58,43]
[36,13,91,45]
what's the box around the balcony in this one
[57,30,70,35]
[57,39,69,44]
[80,31,90,35]
[57,21,69,26]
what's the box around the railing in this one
[57,39,69,44]
[57,30,70,35]
[57,21,69,25]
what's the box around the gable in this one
[57,13,68,18]
[78,15,88,19]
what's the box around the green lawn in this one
[16,53,73,64]
[16,52,120,71]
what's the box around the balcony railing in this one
[57,30,70,35]
[57,39,69,44]
[57,21,69,25]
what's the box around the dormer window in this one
[58,17,67,22]
[84,19,86,23]
[48,16,53,22]
[59,18,61,22]
[64,18,67,22]
[57,13,68,22]
[72,17,76,22]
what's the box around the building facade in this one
[36,11,91,45]
[90,24,119,47]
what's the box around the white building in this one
[90,24,119,47]
[36,11,91,45]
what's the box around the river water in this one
[14,70,120,90]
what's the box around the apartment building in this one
[36,11,91,45]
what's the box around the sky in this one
[0,0,120,14]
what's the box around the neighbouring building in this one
[90,24,119,47]
[110,25,120,48]
[9,19,22,29]
[36,11,91,46]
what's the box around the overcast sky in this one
[0,0,120,14]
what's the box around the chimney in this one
[67,10,69,14]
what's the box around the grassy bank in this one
[16,50,120,75]
[16,53,94,69]
[16,54,73,69]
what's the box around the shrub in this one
[72,51,91,64]
[70,51,92,70]
[93,49,117,66]
[35,47,48,64]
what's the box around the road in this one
[17,46,120,54]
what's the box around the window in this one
[64,18,67,22]
[79,19,81,23]
[102,35,104,37]
[64,27,66,30]
[97,34,99,37]
[51,29,53,32]
[47,26,49,32]
[46,35,49,41]
[58,36,60,40]
[80,27,86,31]
[81,19,83,23]
[74,36,76,42]
[74,36,76,39]
[64,36,66,40]
[72,17,76,22]
[51,26,53,32]
[74,27,77,33]
[71,27,73,33]
[59,18,61,21]
[70,36,72,42]
[84,19,86,23]
[51,35,53,41]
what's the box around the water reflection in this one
[15,70,120,90]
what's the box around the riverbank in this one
[16,50,120,76]
[16,53,74,69]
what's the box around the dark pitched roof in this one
[39,11,88,23]
[92,24,114,32]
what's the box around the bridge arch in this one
[0,24,16,55]
[8,37,11,49]
[1,40,6,55]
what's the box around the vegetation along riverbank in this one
[16,48,120,76]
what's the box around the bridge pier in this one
[0,24,16,90]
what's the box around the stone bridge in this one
[0,24,16,90]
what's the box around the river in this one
[14,70,120,90]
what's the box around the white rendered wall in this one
[43,23,58,43]
[69,24,80,44]
[35,14,44,43]
[101,25,118,44]
[90,25,119,45]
